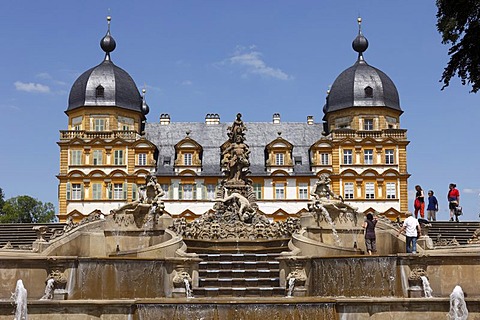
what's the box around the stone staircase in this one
[426,221,480,245]
[184,238,289,297]
[0,223,66,249]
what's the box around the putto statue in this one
[308,173,358,225]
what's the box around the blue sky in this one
[1,1,479,221]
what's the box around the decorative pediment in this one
[265,136,293,167]
[174,137,203,167]
[87,170,106,178]
[382,169,400,177]
[361,169,379,177]
[67,170,86,178]
[178,209,202,222]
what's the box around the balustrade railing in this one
[332,129,407,140]
[60,130,139,141]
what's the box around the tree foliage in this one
[0,188,5,215]
[0,195,56,223]
[436,0,480,92]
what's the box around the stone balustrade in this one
[59,130,139,141]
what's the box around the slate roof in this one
[67,60,144,114]
[145,122,324,177]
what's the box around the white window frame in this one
[365,182,375,199]
[184,153,193,166]
[72,183,82,200]
[386,182,396,199]
[113,183,123,200]
[298,183,309,199]
[364,119,374,131]
[70,150,82,165]
[275,183,285,199]
[161,184,170,200]
[275,153,284,166]
[94,118,106,131]
[344,182,354,199]
[180,184,194,200]
[385,149,395,165]
[320,153,329,165]
[364,149,373,165]
[114,150,124,165]
[206,184,216,200]
[343,149,353,165]
[138,153,147,166]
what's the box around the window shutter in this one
[132,184,137,201]
[81,184,84,200]
[66,182,71,200]
[178,185,183,200]
[108,184,112,200]
[168,184,173,199]
[123,183,127,200]
[193,184,197,200]
[201,183,206,200]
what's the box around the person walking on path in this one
[362,213,377,255]
[414,185,425,219]
[427,190,439,221]
[397,211,421,254]
[447,183,460,222]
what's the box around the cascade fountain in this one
[0,114,480,319]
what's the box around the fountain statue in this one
[171,114,301,240]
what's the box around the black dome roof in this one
[324,20,401,115]
[67,60,143,113]
[324,60,401,113]
[67,17,144,114]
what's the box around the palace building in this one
[57,17,409,222]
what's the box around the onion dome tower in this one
[58,17,156,222]
[321,18,409,219]
[323,18,402,132]
[67,16,149,118]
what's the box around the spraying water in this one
[40,278,55,300]
[183,278,193,298]
[319,206,342,246]
[448,285,468,320]
[420,276,433,298]
[286,277,296,297]
[12,279,28,320]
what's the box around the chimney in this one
[273,113,281,124]
[205,113,220,125]
[160,113,171,125]
[307,115,314,125]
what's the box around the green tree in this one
[0,188,5,215]
[0,196,56,223]
[436,0,480,92]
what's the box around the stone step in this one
[196,252,281,261]
[199,260,279,270]
[199,268,280,278]
[199,277,280,287]
[0,223,66,249]
[193,286,286,297]
[184,238,290,254]
[426,221,480,245]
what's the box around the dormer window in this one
[364,86,373,98]
[174,137,203,173]
[96,85,104,98]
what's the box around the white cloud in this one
[224,45,292,80]
[14,81,50,93]
[462,188,480,195]
[181,80,193,86]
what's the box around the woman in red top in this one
[447,183,460,222]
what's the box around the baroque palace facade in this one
[57,18,409,222]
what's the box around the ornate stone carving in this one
[110,174,166,228]
[307,173,359,225]
[468,228,480,244]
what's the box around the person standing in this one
[447,183,460,222]
[414,185,425,219]
[362,213,377,255]
[397,211,421,254]
[427,190,439,221]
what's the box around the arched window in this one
[364,86,373,98]
[96,85,104,98]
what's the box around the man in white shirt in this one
[397,211,421,254]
